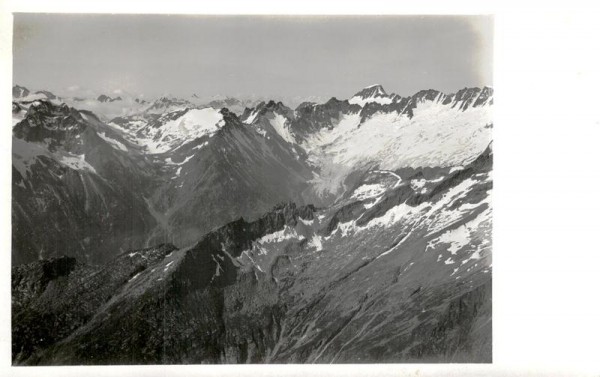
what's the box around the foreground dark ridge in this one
[12,145,492,364]
[12,203,315,364]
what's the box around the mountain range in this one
[11,83,493,364]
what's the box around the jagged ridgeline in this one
[12,84,493,364]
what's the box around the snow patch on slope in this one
[165,154,194,166]
[428,202,492,258]
[307,234,323,251]
[351,184,387,201]
[330,201,429,238]
[244,109,259,124]
[269,114,295,143]
[349,85,393,106]
[364,202,430,230]
[98,132,128,152]
[410,179,427,192]
[59,154,97,174]
[258,226,304,244]
[192,141,209,151]
[349,95,393,107]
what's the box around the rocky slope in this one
[107,105,315,249]
[13,144,492,364]
[12,100,159,264]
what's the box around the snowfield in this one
[268,113,296,144]
[351,184,388,201]
[304,97,492,197]
[59,154,97,174]
[308,100,492,170]
[145,108,225,153]
[108,107,225,154]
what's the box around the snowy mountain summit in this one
[348,84,395,106]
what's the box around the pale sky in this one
[13,14,492,99]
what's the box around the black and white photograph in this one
[4,4,600,376]
[10,14,493,365]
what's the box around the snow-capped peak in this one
[354,84,387,97]
[364,83,386,91]
[348,84,393,107]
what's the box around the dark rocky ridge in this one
[12,204,317,364]
[13,101,88,151]
[293,98,362,139]
[12,244,177,363]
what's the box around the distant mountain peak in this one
[144,96,193,114]
[353,84,387,98]
[349,85,392,106]
[13,85,30,98]
[97,94,122,103]
[24,99,70,117]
